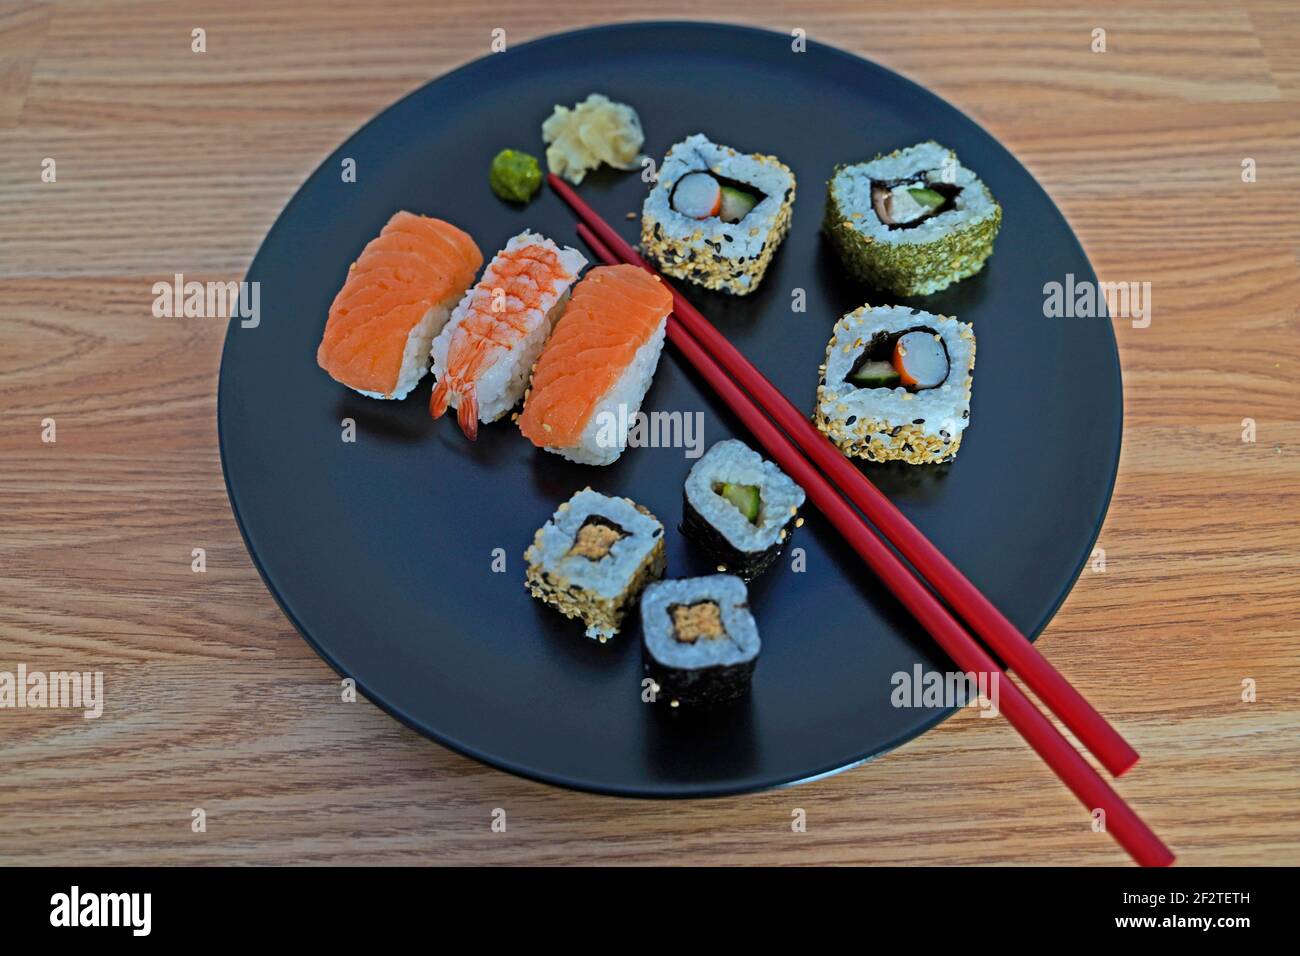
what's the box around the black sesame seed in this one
[890,425,903,436]
[845,415,857,425]
[912,418,924,425]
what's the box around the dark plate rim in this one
[217,20,1123,799]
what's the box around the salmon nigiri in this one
[517,264,673,465]
[317,211,482,399]
[429,231,586,439]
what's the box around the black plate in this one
[218,22,1121,796]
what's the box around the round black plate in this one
[218,22,1121,797]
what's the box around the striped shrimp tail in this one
[456,386,479,441]
[429,378,451,420]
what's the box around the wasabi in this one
[489,149,542,204]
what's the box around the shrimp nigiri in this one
[429,231,585,439]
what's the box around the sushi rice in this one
[354,308,452,401]
[559,323,666,465]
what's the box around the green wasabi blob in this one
[489,149,542,203]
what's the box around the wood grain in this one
[1,0,1297,866]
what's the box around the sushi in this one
[317,211,482,399]
[524,487,667,642]
[641,575,759,708]
[681,439,805,581]
[430,231,586,438]
[640,133,795,295]
[517,264,672,466]
[824,141,1001,296]
[814,304,975,465]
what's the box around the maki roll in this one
[641,575,759,708]
[518,265,673,465]
[524,488,666,642]
[681,439,806,581]
[815,304,975,465]
[824,141,1001,296]
[641,133,795,295]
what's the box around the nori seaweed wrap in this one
[641,575,759,708]
[681,439,805,581]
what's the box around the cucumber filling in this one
[714,482,761,523]
[848,359,900,388]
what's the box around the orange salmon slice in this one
[317,211,482,398]
[518,264,673,448]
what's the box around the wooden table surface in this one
[2,0,1297,866]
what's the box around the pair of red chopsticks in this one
[548,173,1172,867]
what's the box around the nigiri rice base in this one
[538,318,667,466]
[354,296,458,401]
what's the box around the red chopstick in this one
[551,173,1139,779]
[577,222,1172,867]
